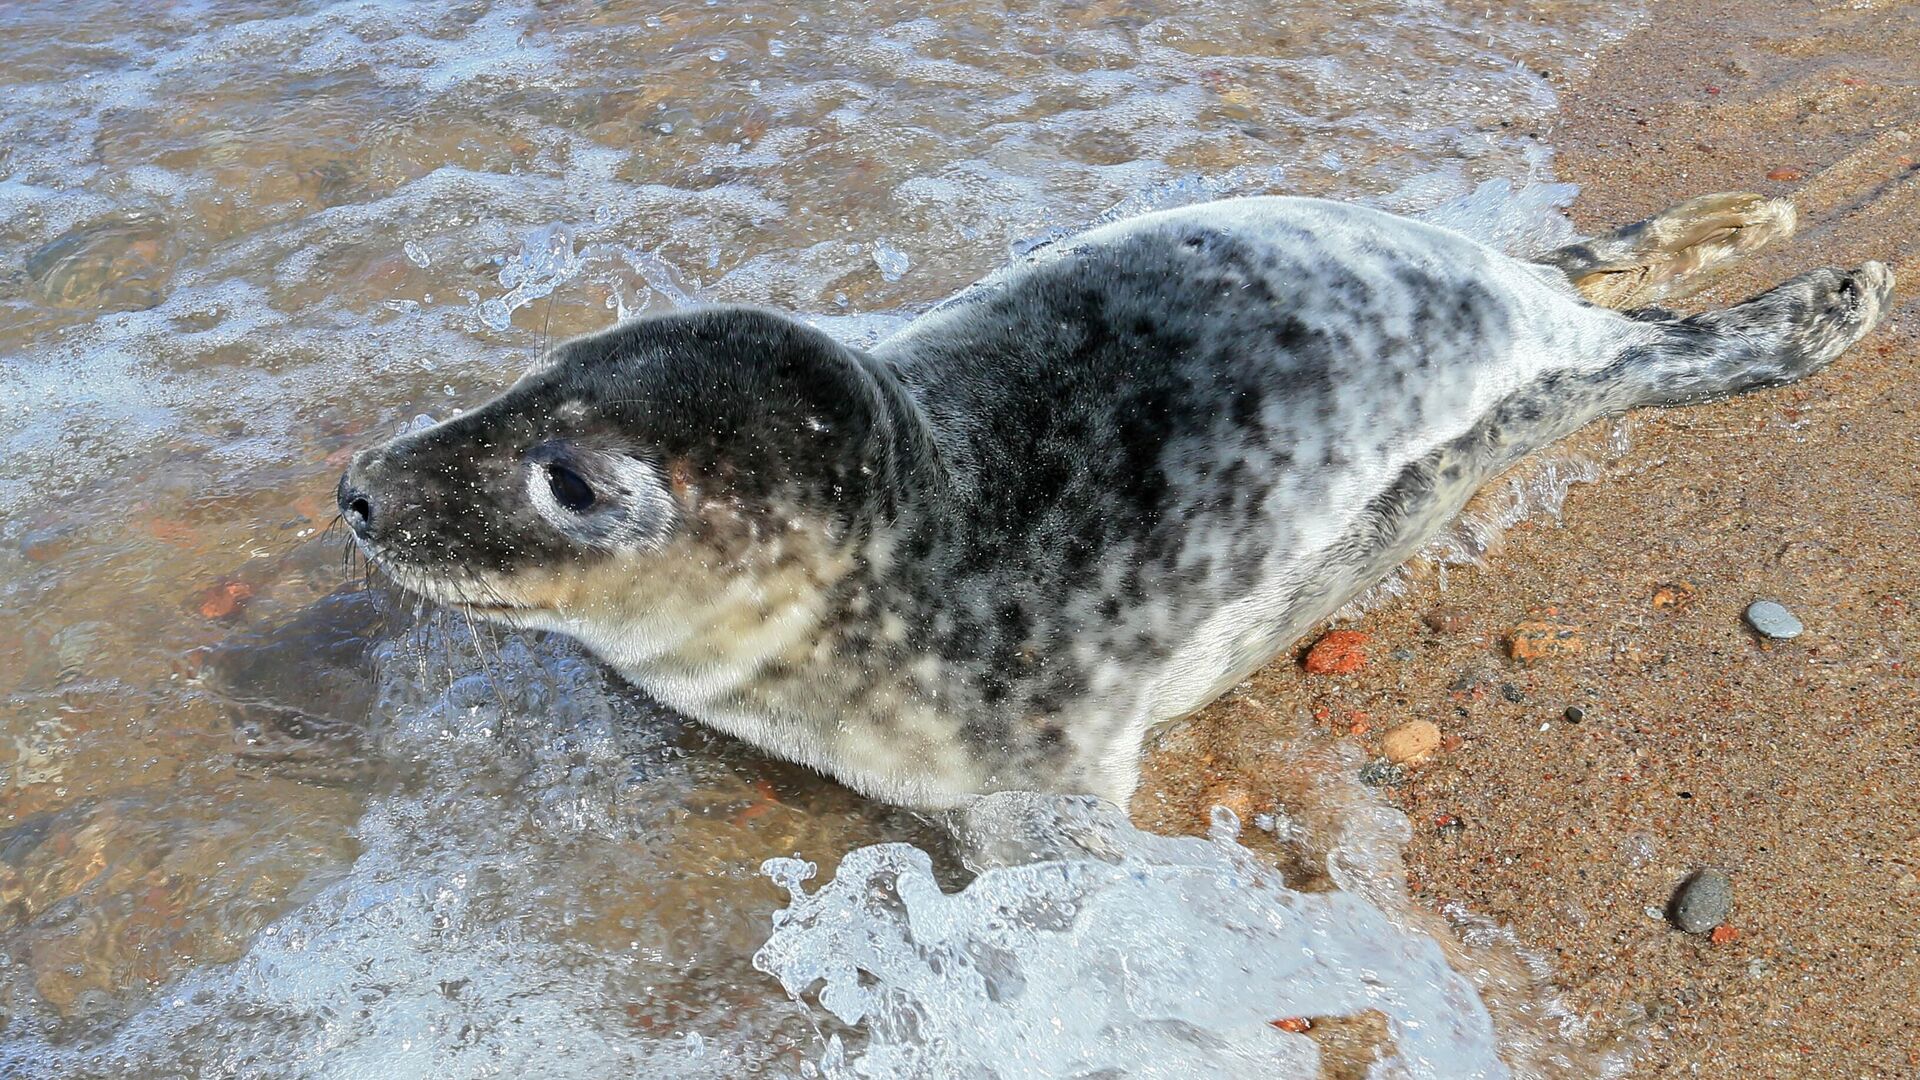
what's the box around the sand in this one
[1136,0,1920,1074]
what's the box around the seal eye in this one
[545,462,596,513]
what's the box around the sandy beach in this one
[1139,0,1919,1074]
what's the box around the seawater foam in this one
[755,797,1507,1079]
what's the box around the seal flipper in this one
[1627,261,1895,407]
[1540,192,1797,309]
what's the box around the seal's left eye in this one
[546,462,596,513]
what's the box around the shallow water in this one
[1,1,1643,1075]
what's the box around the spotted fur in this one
[342,196,1893,809]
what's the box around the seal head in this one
[341,307,910,624]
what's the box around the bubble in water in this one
[871,240,910,281]
[403,240,431,268]
[478,297,514,331]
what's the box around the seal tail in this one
[1622,261,1895,407]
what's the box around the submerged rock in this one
[24,210,174,311]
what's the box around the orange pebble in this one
[1303,630,1370,675]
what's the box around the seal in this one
[339,193,1892,810]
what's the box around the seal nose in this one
[337,471,374,540]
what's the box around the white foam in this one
[756,796,1508,1079]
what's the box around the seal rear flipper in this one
[1628,261,1895,407]
[1540,192,1797,309]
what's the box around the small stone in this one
[1382,719,1441,764]
[1765,167,1805,182]
[1358,759,1406,787]
[1563,706,1585,724]
[1422,606,1469,634]
[1744,600,1803,640]
[18,526,78,563]
[1499,683,1525,703]
[1508,620,1584,663]
[193,581,254,621]
[1669,869,1733,933]
[1651,580,1698,611]
[1710,925,1741,945]
[1270,1017,1312,1033]
[1303,630,1369,675]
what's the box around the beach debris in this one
[1508,619,1583,662]
[1669,869,1733,933]
[1303,630,1369,674]
[1651,580,1698,611]
[1744,600,1803,640]
[1382,720,1441,764]
[1422,606,1469,634]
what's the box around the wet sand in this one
[1139,0,1919,1074]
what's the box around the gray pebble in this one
[1744,600,1803,640]
[1668,869,1732,933]
[1358,759,1406,788]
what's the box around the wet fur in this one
[343,196,1893,809]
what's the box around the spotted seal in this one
[340,193,1892,809]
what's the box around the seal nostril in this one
[346,495,373,536]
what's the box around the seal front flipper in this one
[1539,192,1797,309]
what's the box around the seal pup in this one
[339,194,1892,810]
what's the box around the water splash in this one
[756,794,1508,1079]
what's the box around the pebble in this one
[1303,630,1369,675]
[1422,606,1469,634]
[1744,600,1803,640]
[1669,869,1733,933]
[1765,167,1805,182]
[1381,719,1441,764]
[1508,620,1584,663]
[1651,580,1698,611]
[193,581,253,621]
[1358,759,1406,787]
[1563,706,1585,724]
